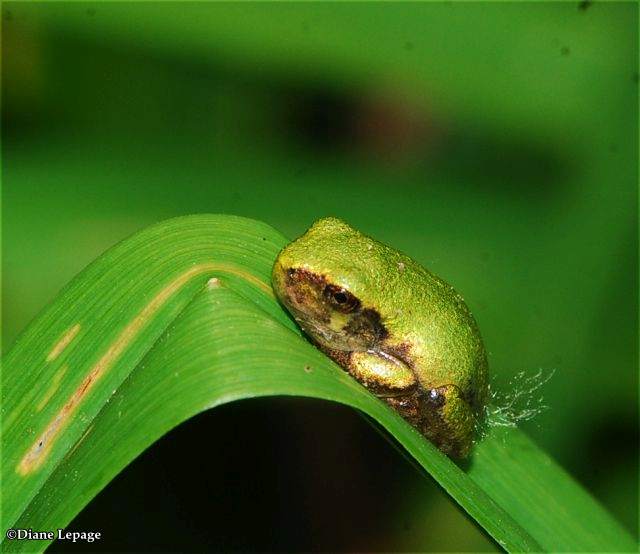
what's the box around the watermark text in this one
[5,528,102,543]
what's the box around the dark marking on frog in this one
[464,382,485,414]
[283,267,331,323]
[323,283,361,313]
[385,385,473,458]
[285,267,390,349]
[420,386,470,458]
[386,392,422,427]
[578,0,592,11]
[317,343,353,370]
[384,342,414,370]
[342,308,388,345]
[286,267,327,287]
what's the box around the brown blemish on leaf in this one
[17,262,271,476]
[35,365,68,412]
[46,324,81,362]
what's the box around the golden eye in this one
[323,284,360,313]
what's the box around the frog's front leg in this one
[319,345,422,424]
[349,350,418,396]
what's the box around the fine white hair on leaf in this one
[482,368,556,430]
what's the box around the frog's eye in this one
[323,284,360,313]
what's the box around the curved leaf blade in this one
[2,215,634,552]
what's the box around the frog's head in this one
[272,217,389,353]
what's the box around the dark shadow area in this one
[49,398,495,552]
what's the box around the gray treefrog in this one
[272,217,488,458]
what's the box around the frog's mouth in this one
[290,309,373,353]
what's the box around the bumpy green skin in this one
[272,217,488,458]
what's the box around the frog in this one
[272,217,488,458]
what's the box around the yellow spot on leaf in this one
[17,262,271,476]
[46,324,81,362]
[35,365,68,412]
[207,277,222,289]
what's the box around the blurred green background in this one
[3,2,637,551]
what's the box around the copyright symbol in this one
[6,529,17,540]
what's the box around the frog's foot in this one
[417,385,476,458]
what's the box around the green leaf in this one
[1,215,635,552]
